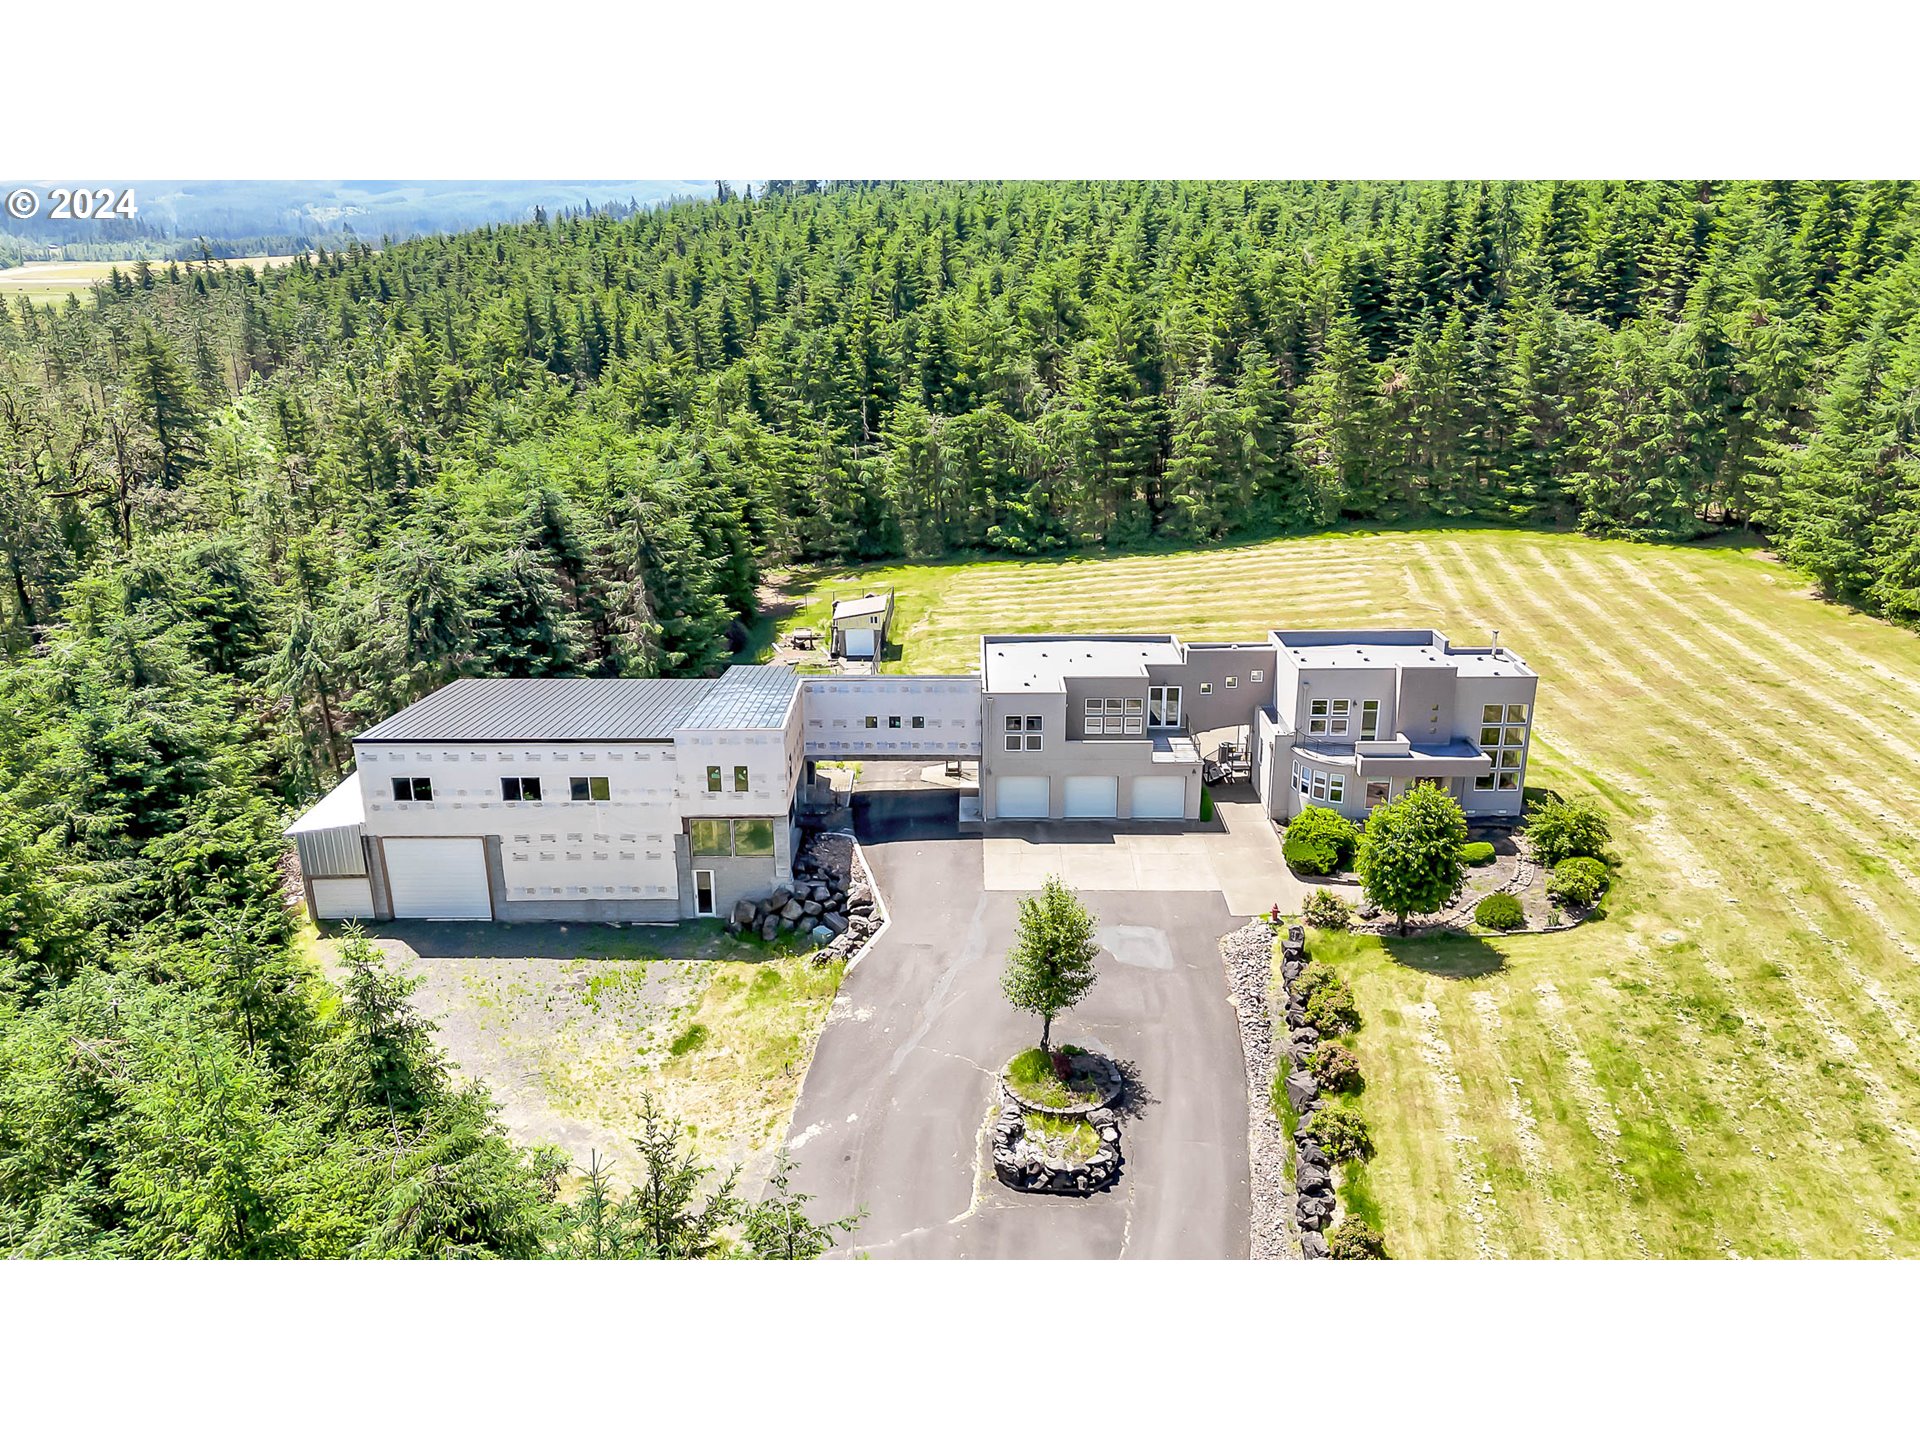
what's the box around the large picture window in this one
[692,818,778,857]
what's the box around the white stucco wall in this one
[800,676,982,757]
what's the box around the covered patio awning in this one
[1291,737,1492,778]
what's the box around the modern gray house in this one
[287,626,1535,923]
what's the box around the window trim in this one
[1148,684,1181,729]
[1360,699,1380,741]
[392,776,432,803]
[501,775,542,803]
[734,764,750,793]
[569,775,611,802]
[705,764,723,793]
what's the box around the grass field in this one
[0,254,299,307]
[784,527,1920,1257]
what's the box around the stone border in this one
[991,1100,1124,1195]
[999,1051,1124,1118]
[1221,917,1300,1260]
[1275,924,1340,1258]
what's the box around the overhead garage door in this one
[385,837,492,919]
[1063,775,1118,819]
[843,628,876,658]
[996,775,1050,819]
[311,876,376,920]
[1131,775,1187,820]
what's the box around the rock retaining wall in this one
[726,829,886,962]
[991,1100,1124,1194]
[1275,924,1338,1258]
[1221,917,1299,1260]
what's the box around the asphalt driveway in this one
[784,786,1251,1258]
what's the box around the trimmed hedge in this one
[1461,841,1496,866]
[1547,855,1609,907]
[1474,891,1525,930]
[1283,805,1359,875]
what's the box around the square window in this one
[1199,681,1212,695]
[1498,750,1519,769]
[1497,772,1520,790]
[1025,735,1042,751]
[706,765,723,793]
[888,715,902,729]
[1309,718,1328,735]
[912,716,925,729]
[1004,735,1023,752]
[1312,773,1327,800]
[1507,705,1529,723]
[1004,715,1023,732]
[1330,699,1350,715]
[734,764,750,792]
[1251,669,1264,683]
[1480,726,1503,747]
[1483,704,1504,724]
[1329,718,1349,736]
[1311,699,1329,717]
[1025,716,1042,731]
[864,716,879,729]
[1226,675,1238,689]
[1504,726,1526,746]
[1124,698,1143,712]
[1474,774,1496,791]
[1085,698,1102,713]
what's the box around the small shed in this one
[830,589,893,660]
[284,771,376,920]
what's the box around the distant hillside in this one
[0,179,715,261]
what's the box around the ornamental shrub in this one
[1304,977,1361,1035]
[1523,795,1613,867]
[1301,1106,1373,1162]
[1307,1041,1362,1093]
[1283,806,1359,875]
[1475,891,1525,930]
[1461,841,1496,866]
[1328,1218,1388,1259]
[1547,856,1609,907]
[1293,959,1337,1004]
[1355,785,1469,934]
[1303,887,1354,931]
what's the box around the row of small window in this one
[1483,704,1530,725]
[1293,764,1347,804]
[705,765,755,793]
[1473,772,1522,791]
[813,716,941,728]
[390,775,616,804]
[1003,715,1044,751]
[690,817,778,857]
[1307,698,1380,740]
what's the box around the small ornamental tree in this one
[1355,784,1469,935]
[1001,874,1100,1053]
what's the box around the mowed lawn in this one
[784,528,1920,1257]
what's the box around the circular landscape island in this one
[991,1046,1125,1194]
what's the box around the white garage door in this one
[1063,775,1118,819]
[844,628,876,658]
[311,876,376,920]
[1132,775,1188,820]
[996,775,1050,819]
[385,838,492,919]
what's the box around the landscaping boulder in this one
[768,886,793,910]
[821,911,848,935]
[802,899,824,917]
[1297,1139,1330,1170]
[1296,1162,1332,1195]
[760,917,780,942]
[1290,1026,1320,1051]
[1284,1070,1318,1112]
[1301,1231,1329,1260]
[780,899,805,922]
[731,898,758,928]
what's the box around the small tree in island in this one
[1355,784,1469,935]
[1001,874,1100,1053]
